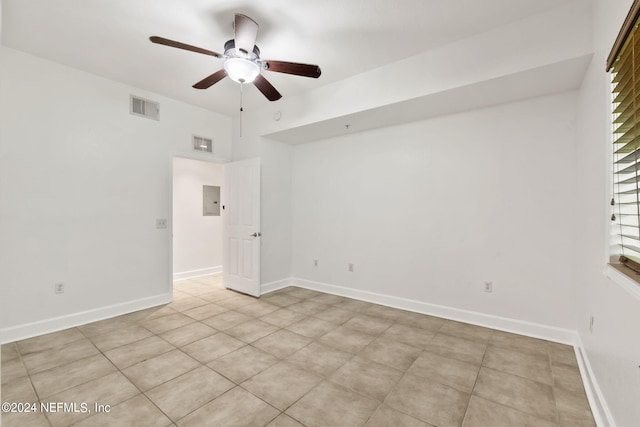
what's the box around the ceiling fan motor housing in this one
[224,39,260,59]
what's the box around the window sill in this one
[604,263,640,301]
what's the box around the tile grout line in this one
[459,330,491,426]
[466,342,562,424]
[15,342,54,427]
[358,318,420,427]
[547,343,562,425]
[368,323,446,426]
[74,325,166,425]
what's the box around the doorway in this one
[172,157,224,285]
[171,156,262,297]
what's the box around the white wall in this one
[260,138,294,286]
[0,47,232,342]
[253,1,593,297]
[573,0,640,425]
[291,91,578,329]
[172,157,224,279]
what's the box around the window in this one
[609,0,640,274]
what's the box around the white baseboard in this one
[0,293,172,344]
[290,277,576,344]
[574,335,616,427]
[261,278,295,294]
[173,266,222,281]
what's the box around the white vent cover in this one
[193,135,213,153]
[130,95,159,120]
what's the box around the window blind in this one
[611,5,640,272]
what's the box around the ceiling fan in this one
[150,14,321,101]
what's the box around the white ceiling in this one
[1,0,575,117]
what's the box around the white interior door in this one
[223,157,261,296]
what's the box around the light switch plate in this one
[156,218,167,229]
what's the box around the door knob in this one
[250,232,262,237]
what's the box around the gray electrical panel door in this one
[203,185,221,216]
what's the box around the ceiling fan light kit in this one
[224,58,260,84]
[149,13,321,101]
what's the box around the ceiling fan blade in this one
[253,74,282,101]
[149,36,222,58]
[262,60,321,78]
[193,69,228,89]
[234,14,259,55]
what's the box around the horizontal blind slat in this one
[614,160,640,174]
[614,150,640,163]
[615,176,640,184]
[614,138,640,153]
[619,233,640,241]
[617,188,640,195]
[619,243,640,253]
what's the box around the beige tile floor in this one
[1,275,596,427]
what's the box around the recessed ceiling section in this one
[1,0,578,116]
[264,54,592,145]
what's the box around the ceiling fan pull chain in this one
[239,82,244,138]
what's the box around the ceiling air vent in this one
[130,95,159,120]
[193,135,213,153]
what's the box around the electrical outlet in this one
[484,282,493,293]
[348,263,354,272]
[156,218,167,229]
[589,315,594,333]
[314,260,318,267]
[55,282,64,294]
